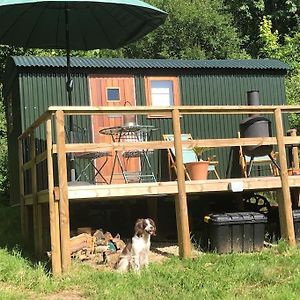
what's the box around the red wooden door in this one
[88,75,139,183]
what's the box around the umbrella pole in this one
[65,6,75,182]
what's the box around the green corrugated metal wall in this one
[19,73,89,131]
[135,73,287,179]
[8,72,91,204]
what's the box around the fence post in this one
[274,108,296,246]
[18,138,29,244]
[287,129,300,208]
[55,110,71,272]
[46,117,62,275]
[30,130,43,257]
[172,108,191,258]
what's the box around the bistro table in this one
[99,124,158,184]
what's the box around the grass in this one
[1,200,300,299]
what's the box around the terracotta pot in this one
[288,168,300,176]
[185,161,209,180]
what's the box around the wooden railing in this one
[17,105,300,275]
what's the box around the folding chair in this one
[163,133,220,180]
[67,124,111,184]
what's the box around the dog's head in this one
[134,218,156,237]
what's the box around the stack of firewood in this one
[70,227,126,264]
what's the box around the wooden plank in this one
[22,160,34,171]
[274,108,296,246]
[46,118,62,276]
[287,129,300,169]
[287,129,300,208]
[30,130,43,257]
[47,105,300,115]
[36,151,47,164]
[22,152,47,171]
[23,190,48,205]
[172,108,191,258]
[52,136,300,155]
[18,139,29,243]
[37,176,300,203]
[55,110,71,273]
[19,111,52,139]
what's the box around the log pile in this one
[70,227,126,265]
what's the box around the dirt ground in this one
[80,241,202,271]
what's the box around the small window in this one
[151,80,174,106]
[107,87,120,101]
[145,76,180,118]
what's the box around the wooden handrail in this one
[46,104,300,115]
[17,105,300,141]
[50,136,300,155]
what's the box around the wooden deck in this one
[23,176,300,205]
[17,105,300,275]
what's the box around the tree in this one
[225,0,300,57]
[122,0,246,59]
[259,16,300,130]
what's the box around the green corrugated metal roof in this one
[10,56,289,71]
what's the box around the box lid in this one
[205,212,267,225]
[293,209,300,220]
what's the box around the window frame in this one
[145,76,181,118]
[106,87,121,102]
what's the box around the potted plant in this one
[185,146,211,180]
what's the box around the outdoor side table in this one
[99,124,157,184]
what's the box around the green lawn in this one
[0,202,300,299]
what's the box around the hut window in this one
[107,87,120,101]
[145,76,180,118]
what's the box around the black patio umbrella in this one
[0,0,167,180]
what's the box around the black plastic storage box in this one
[293,209,300,243]
[204,212,267,253]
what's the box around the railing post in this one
[172,108,191,258]
[30,130,43,257]
[274,108,296,246]
[287,129,299,169]
[18,138,29,244]
[55,110,71,272]
[287,129,300,208]
[46,118,62,275]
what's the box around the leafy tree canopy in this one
[225,0,300,56]
[259,16,300,129]
[123,0,246,59]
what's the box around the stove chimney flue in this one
[247,90,259,117]
[247,90,259,106]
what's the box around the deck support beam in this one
[46,118,62,275]
[172,108,191,258]
[30,130,43,257]
[18,139,29,244]
[55,110,71,272]
[287,129,300,208]
[274,108,296,246]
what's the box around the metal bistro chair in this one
[67,124,111,184]
[163,133,220,180]
[121,126,156,183]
